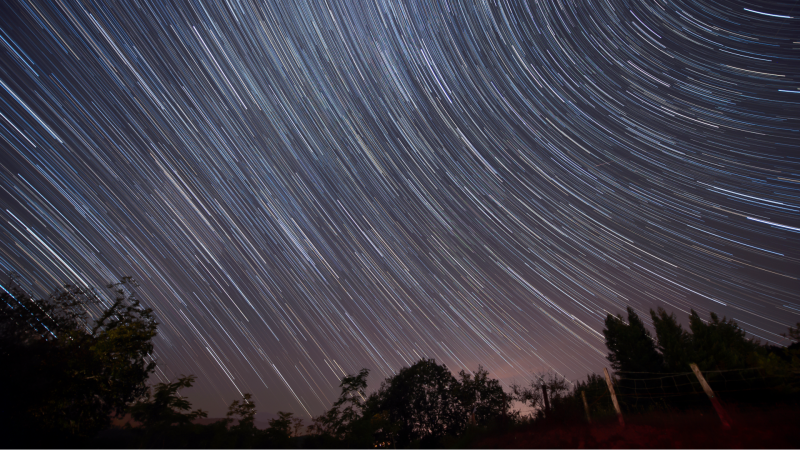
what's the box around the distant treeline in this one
[1,274,798,448]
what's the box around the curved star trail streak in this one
[0,0,798,415]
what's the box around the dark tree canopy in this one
[650,307,693,372]
[606,306,767,375]
[226,393,257,432]
[309,367,374,447]
[307,360,515,447]
[603,306,663,373]
[372,358,465,447]
[456,365,508,426]
[262,411,296,448]
[0,275,158,443]
[129,375,208,428]
[511,371,570,419]
[688,310,760,371]
[7,271,792,450]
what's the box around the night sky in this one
[0,0,798,417]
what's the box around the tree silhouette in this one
[688,310,759,371]
[310,368,369,439]
[262,411,295,448]
[225,393,257,432]
[0,275,157,444]
[511,371,570,419]
[603,306,663,373]
[456,365,509,425]
[650,307,693,372]
[129,374,208,428]
[372,358,464,447]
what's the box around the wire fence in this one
[612,367,796,414]
[549,366,800,423]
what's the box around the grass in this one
[467,404,800,448]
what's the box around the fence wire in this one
[532,366,797,423]
[606,367,797,413]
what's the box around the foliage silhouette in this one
[456,365,509,427]
[309,368,369,439]
[650,307,693,372]
[687,309,760,371]
[602,306,800,413]
[371,358,465,448]
[511,371,570,420]
[4,266,798,450]
[603,306,663,373]
[129,375,208,428]
[0,274,157,445]
[226,393,257,431]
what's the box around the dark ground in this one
[469,405,800,449]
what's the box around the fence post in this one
[603,367,625,428]
[581,391,591,424]
[689,363,731,429]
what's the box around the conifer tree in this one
[650,307,693,372]
[603,306,663,373]
[688,310,759,370]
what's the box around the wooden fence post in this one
[603,367,625,428]
[581,391,591,424]
[689,363,731,429]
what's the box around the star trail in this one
[0,0,798,416]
